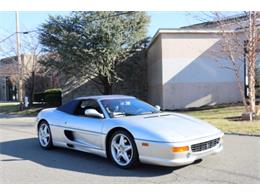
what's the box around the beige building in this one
[147,14,260,110]
[147,29,245,110]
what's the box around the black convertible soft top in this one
[57,100,80,114]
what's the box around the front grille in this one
[191,138,220,152]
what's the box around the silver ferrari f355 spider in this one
[36,95,224,168]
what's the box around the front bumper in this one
[135,133,224,167]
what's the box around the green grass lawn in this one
[0,102,20,113]
[0,102,42,116]
[178,104,260,135]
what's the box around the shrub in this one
[33,88,62,107]
[44,88,62,107]
[33,92,45,102]
[256,88,260,98]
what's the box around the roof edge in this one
[147,28,235,50]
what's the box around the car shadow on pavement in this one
[0,138,197,177]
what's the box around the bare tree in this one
[0,30,46,107]
[215,12,249,111]
[191,12,259,120]
[247,11,258,116]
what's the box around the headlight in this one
[172,146,189,153]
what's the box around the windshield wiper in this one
[111,112,126,117]
[111,112,136,117]
[139,111,160,115]
[139,111,153,115]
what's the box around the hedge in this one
[33,88,62,107]
[33,92,45,103]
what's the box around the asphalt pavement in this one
[0,114,259,183]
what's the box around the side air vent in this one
[64,130,75,141]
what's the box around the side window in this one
[73,99,103,116]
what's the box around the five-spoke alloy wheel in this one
[109,130,138,169]
[38,121,53,149]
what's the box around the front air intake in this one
[191,138,220,152]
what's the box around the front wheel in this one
[109,130,139,169]
[38,121,53,149]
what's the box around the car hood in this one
[114,112,222,142]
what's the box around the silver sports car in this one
[36,95,224,168]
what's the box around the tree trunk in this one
[103,81,113,95]
[101,76,113,95]
[247,11,257,119]
[234,67,248,111]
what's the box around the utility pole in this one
[16,11,23,110]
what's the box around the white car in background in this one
[36,95,224,169]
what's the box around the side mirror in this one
[84,109,104,118]
[155,105,161,111]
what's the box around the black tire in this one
[108,130,139,169]
[38,120,53,149]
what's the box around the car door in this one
[64,99,105,150]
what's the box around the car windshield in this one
[101,98,160,118]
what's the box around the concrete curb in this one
[224,132,260,137]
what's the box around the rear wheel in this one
[109,130,139,169]
[38,121,53,149]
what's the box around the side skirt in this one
[53,141,107,158]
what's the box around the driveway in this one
[0,115,259,183]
